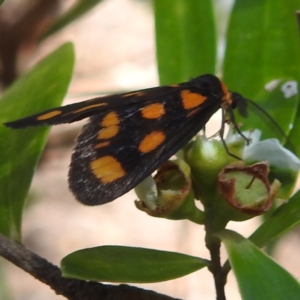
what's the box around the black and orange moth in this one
[5,74,248,205]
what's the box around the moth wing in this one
[69,94,220,205]
[4,85,182,128]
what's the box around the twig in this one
[205,233,226,300]
[0,233,179,300]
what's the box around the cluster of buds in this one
[135,129,300,226]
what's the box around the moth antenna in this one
[245,98,295,152]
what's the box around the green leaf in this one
[154,0,216,84]
[0,43,74,239]
[286,92,300,156]
[61,246,208,283]
[223,0,300,146]
[243,79,298,142]
[249,190,300,248]
[218,230,300,300]
[223,0,300,97]
[42,0,105,40]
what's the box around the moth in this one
[5,74,248,205]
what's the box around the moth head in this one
[230,92,248,118]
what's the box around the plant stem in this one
[0,233,179,300]
[205,228,227,300]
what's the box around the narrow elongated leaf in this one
[223,0,300,149]
[154,0,216,84]
[286,91,300,155]
[42,0,105,39]
[218,230,300,300]
[61,246,208,283]
[223,0,300,97]
[241,79,298,142]
[0,43,74,239]
[249,190,300,248]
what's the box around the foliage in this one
[0,0,300,299]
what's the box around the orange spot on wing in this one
[37,110,62,120]
[141,103,165,119]
[122,91,144,97]
[101,111,120,127]
[98,126,119,139]
[186,108,200,118]
[181,90,207,110]
[94,141,110,149]
[90,156,125,183]
[98,111,120,139]
[73,103,108,113]
[139,131,166,153]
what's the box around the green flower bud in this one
[184,133,283,224]
[218,162,281,218]
[135,160,204,224]
[243,139,300,199]
[184,136,235,205]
